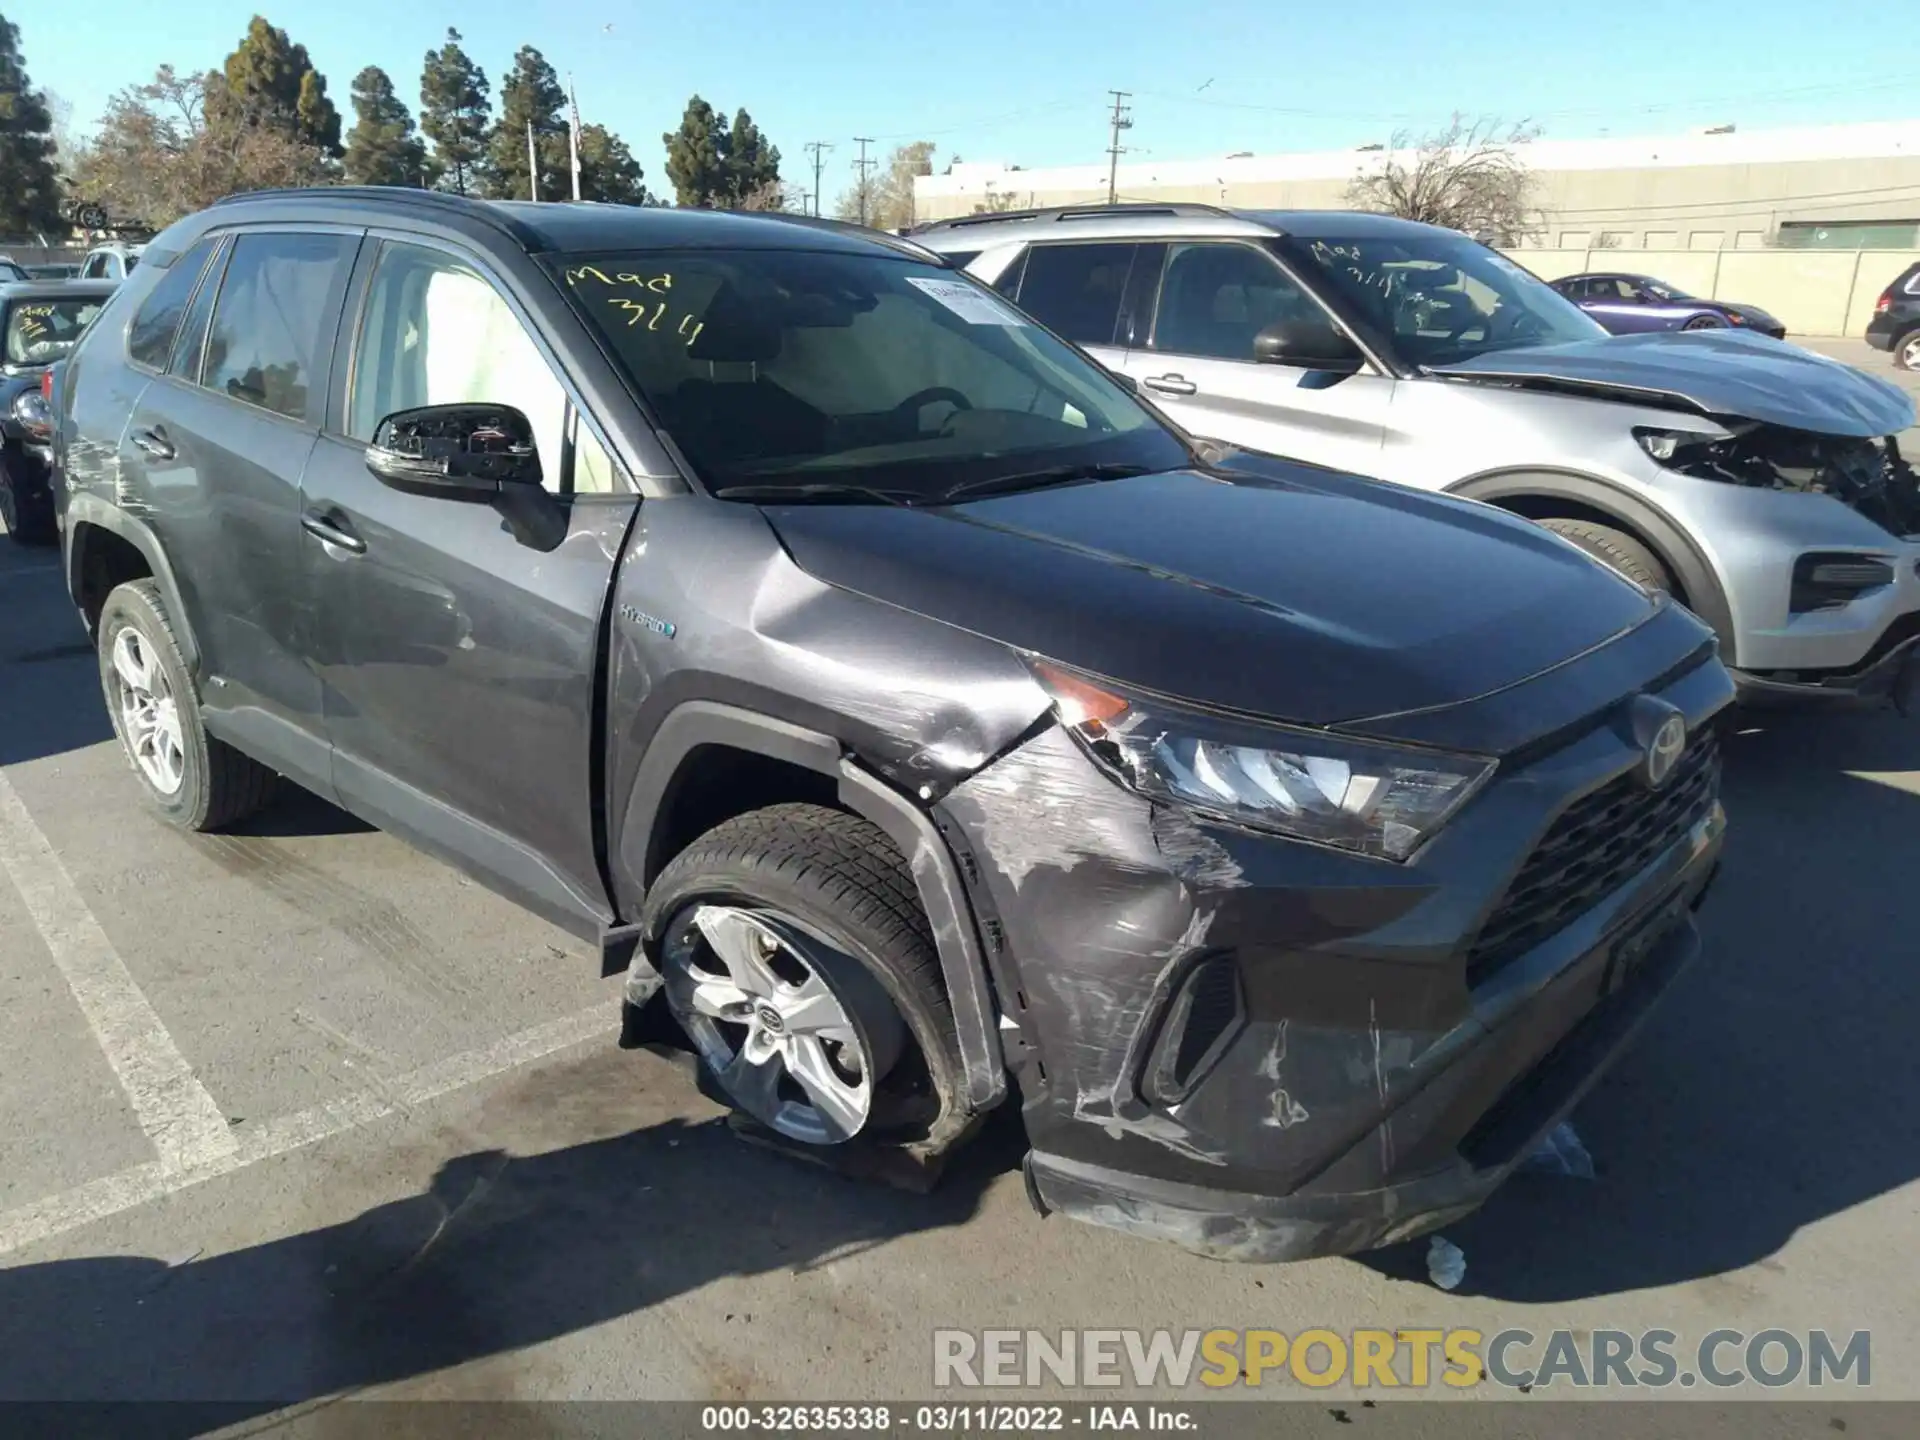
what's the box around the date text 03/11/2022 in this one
[699,1404,1199,1432]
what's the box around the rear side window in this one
[170,239,230,380]
[202,232,356,423]
[1010,243,1137,346]
[126,239,219,370]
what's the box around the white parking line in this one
[0,1005,612,1257]
[0,770,237,1172]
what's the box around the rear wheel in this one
[1539,518,1674,595]
[1896,329,1920,371]
[642,804,965,1149]
[97,579,278,830]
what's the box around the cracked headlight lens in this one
[1031,661,1497,862]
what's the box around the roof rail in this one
[744,210,952,264]
[911,201,1235,234]
[208,186,545,247]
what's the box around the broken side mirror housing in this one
[365,403,544,497]
[1252,319,1364,373]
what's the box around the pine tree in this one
[0,12,62,232]
[575,123,647,206]
[724,108,780,204]
[342,66,427,188]
[206,16,341,157]
[418,27,489,196]
[484,45,567,201]
[663,95,728,208]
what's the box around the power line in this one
[853,137,877,225]
[803,140,834,218]
[1105,91,1133,205]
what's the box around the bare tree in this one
[728,177,797,213]
[835,141,936,230]
[70,66,331,230]
[1345,114,1541,245]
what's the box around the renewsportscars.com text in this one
[933,1328,1871,1391]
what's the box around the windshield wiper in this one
[931,462,1154,505]
[711,482,921,506]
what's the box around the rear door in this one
[1120,239,1392,474]
[297,234,635,938]
[993,241,1152,376]
[116,227,361,794]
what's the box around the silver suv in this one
[916,205,1920,707]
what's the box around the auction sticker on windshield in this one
[906,276,1027,325]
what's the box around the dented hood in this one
[1433,329,1916,437]
[761,459,1659,730]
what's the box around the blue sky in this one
[17,0,1920,208]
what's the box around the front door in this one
[298,237,636,938]
[1120,240,1392,475]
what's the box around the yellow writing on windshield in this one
[566,265,672,293]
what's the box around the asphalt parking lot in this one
[2,342,1919,1427]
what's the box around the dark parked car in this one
[1550,272,1787,338]
[1866,260,1920,369]
[54,189,1730,1262]
[0,279,115,543]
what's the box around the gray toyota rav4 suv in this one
[52,190,1730,1261]
[917,205,1920,710]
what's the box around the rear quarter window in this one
[127,238,220,370]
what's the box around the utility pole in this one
[804,141,834,218]
[1105,91,1133,206]
[853,137,876,226]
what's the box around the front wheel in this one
[642,804,967,1150]
[1682,315,1724,331]
[1539,518,1674,596]
[97,579,278,830]
[0,452,55,546]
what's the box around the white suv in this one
[916,204,1920,709]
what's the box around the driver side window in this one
[1150,243,1314,361]
[349,241,618,494]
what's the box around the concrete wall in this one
[1504,247,1920,337]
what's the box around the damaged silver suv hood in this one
[1432,329,1916,438]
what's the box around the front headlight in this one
[1030,662,1496,862]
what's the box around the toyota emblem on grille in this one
[1627,694,1688,790]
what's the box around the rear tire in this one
[97,579,278,831]
[641,803,966,1150]
[0,453,55,546]
[1539,518,1674,595]
[1896,329,1920,371]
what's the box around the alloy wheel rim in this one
[662,905,899,1145]
[109,628,185,795]
[1902,335,1920,368]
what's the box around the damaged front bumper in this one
[937,654,1731,1263]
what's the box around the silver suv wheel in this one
[107,628,186,795]
[661,904,906,1145]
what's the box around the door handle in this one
[130,426,174,460]
[1143,373,1198,396]
[301,510,366,555]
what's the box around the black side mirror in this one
[365,404,543,497]
[1252,319,1364,372]
[1110,372,1141,396]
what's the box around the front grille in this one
[1465,730,1720,986]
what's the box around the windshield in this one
[554,248,1185,500]
[4,296,105,367]
[1281,231,1605,365]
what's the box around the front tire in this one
[1682,314,1724,331]
[1539,518,1674,595]
[642,804,966,1150]
[97,579,277,831]
[0,452,55,546]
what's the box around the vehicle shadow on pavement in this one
[0,1103,1019,1421]
[0,552,113,765]
[1364,709,1920,1300]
